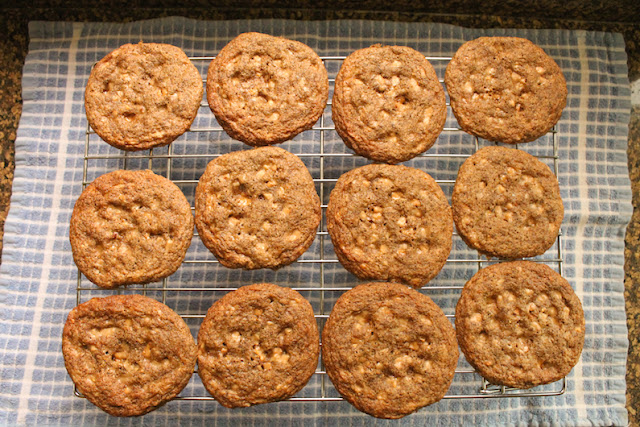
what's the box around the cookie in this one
[195,146,321,269]
[322,282,458,419]
[62,295,196,416]
[445,37,567,143]
[326,164,452,288]
[332,45,447,164]
[452,146,564,259]
[455,261,584,389]
[207,32,328,146]
[70,169,194,289]
[197,283,319,407]
[85,42,203,151]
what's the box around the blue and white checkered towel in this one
[0,17,631,425]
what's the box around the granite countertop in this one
[1,5,639,425]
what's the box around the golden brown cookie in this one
[207,32,328,146]
[85,42,203,151]
[197,283,319,407]
[322,282,458,419]
[445,37,567,143]
[62,295,196,416]
[69,169,194,289]
[326,164,452,288]
[452,146,564,259]
[195,146,320,269]
[455,261,584,389]
[332,45,447,164]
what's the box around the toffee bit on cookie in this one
[326,164,452,288]
[197,283,319,407]
[85,42,203,151]
[195,146,321,270]
[455,261,584,389]
[332,45,447,164]
[206,32,328,146]
[452,146,564,259]
[62,295,197,416]
[322,282,458,419]
[69,169,194,289]
[445,37,567,144]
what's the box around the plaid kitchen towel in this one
[0,17,631,426]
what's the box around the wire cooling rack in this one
[75,55,566,403]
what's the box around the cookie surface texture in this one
[85,42,203,151]
[326,164,452,288]
[195,146,321,269]
[207,32,328,146]
[452,146,564,259]
[332,45,447,163]
[70,169,194,289]
[197,283,319,407]
[62,295,197,416]
[322,282,458,419]
[455,261,584,389]
[445,37,567,143]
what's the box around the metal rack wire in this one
[75,55,566,403]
